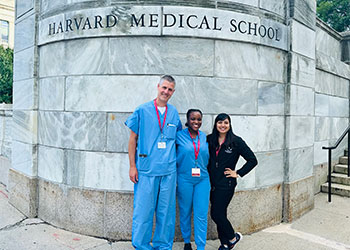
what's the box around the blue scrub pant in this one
[177,176,210,250]
[132,172,176,250]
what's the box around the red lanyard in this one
[188,129,200,160]
[154,99,168,134]
[216,138,225,157]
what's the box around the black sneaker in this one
[184,243,192,250]
[228,232,242,249]
[218,245,229,250]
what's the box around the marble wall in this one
[8,0,350,241]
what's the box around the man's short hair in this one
[159,75,176,86]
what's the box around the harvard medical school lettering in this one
[39,6,287,50]
[48,12,280,41]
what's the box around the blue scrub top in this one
[125,100,182,176]
[176,128,209,180]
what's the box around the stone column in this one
[9,0,39,217]
[283,0,316,222]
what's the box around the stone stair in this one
[321,149,350,198]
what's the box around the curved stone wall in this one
[12,0,350,242]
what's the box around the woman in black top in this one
[207,113,257,250]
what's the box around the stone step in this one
[334,164,349,174]
[339,156,348,165]
[331,173,350,185]
[321,182,350,197]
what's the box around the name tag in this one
[158,142,166,149]
[192,168,200,177]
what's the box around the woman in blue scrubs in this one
[176,109,210,250]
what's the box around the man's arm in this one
[128,130,138,183]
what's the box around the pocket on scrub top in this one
[165,123,176,140]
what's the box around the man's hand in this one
[128,130,138,183]
[129,166,138,183]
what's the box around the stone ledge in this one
[36,177,283,240]
[283,176,314,222]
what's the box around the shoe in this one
[228,232,242,249]
[218,245,229,250]
[184,243,192,250]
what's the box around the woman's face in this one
[216,118,230,135]
[188,112,202,132]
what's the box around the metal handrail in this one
[322,124,350,202]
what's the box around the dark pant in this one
[210,188,235,246]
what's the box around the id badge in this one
[192,168,200,177]
[158,142,166,149]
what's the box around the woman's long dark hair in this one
[208,113,237,149]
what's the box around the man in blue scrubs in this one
[125,75,182,250]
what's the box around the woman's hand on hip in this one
[224,168,238,178]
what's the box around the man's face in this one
[157,80,175,103]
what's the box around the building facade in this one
[0,0,349,241]
[0,0,14,48]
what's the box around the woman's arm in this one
[235,138,258,177]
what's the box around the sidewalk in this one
[1,183,350,250]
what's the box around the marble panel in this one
[14,13,35,52]
[179,114,213,136]
[109,37,214,76]
[11,141,37,177]
[290,53,315,88]
[330,117,349,140]
[314,117,330,141]
[257,82,284,115]
[287,146,313,182]
[313,140,329,166]
[286,116,314,149]
[230,116,284,152]
[13,46,34,81]
[1,141,12,159]
[38,111,107,151]
[12,110,37,144]
[259,0,285,17]
[13,79,36,110]
[215,41,286,82]
[40,0,66,15]
[39,77,65,111]
[38,146,64,183]
[329,96,349,118]
[316,52,350,79]
[3,116,12,144]
[315,28,341,60]
[39,38,109,77]
[315,94,329,117]
[255,150,284,187]
[315,69,349,98]
[291,20,315,59]
[170,76,258,114]
[39,6,161,45]
[236,168,256,190]
[224,0,258,6]
[287,85,314,116]
[65,75,159,112]
[66,150,133,191]
[106,113,131,153]
[16,0,34,18]
[290,0,316,29]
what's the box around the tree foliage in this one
[317,0,350,32]
[0,46,13,103]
